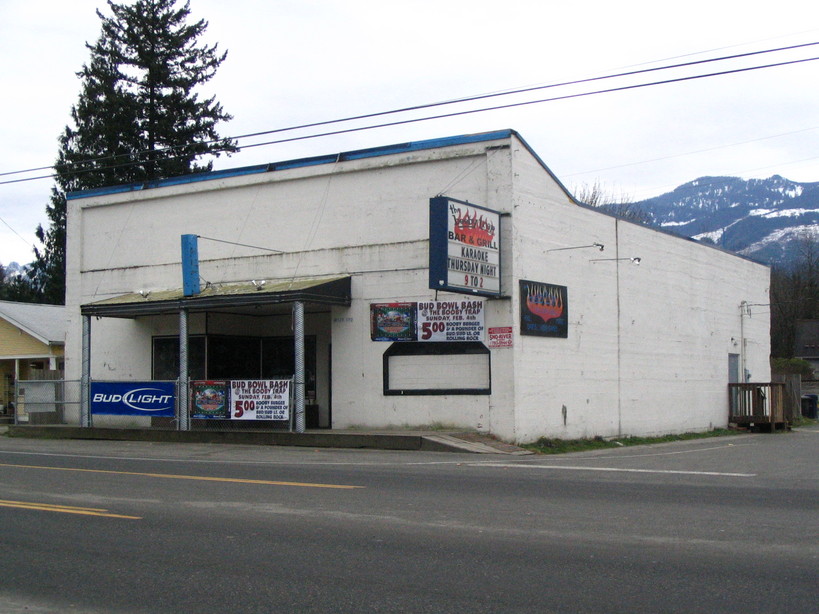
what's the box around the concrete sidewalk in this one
[4,424,533,455]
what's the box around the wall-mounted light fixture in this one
[590,257,641,265]
[251,280,267,290]
[548,242,604,253]
[137,290,151,299]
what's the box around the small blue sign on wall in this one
[90,382,176,416]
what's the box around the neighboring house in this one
[793,319,819,375]
[0,301,67,411]
[64,129,770,442]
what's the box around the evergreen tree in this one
[0,262,40,302]
[770,232,819,357]
[31,0,236,304]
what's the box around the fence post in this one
[772,373,801,422]
[80,315,92,427]
[294,301,305,434]
[178,308,190,431]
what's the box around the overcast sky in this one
[1,0,818,266]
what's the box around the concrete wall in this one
[508,137,770,441]
[65,138,514,432]
[65,132,770,442]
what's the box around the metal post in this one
[81,315,92,427]
[294,301,305,433]
[178,308,190,431]
[739,301,748,383]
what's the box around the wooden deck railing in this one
[728,383,787,427]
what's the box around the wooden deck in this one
[728,383,788,430]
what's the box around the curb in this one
[5,425,529,454]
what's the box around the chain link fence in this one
[14,380,83,426]
[12,379,299,431]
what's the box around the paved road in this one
[0,427,817,613]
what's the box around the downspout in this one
[615,220,622,437]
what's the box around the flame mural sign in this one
[520,280,568,338]
[429,197,501,297]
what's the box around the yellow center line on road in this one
[0,462,364,490]
[0,499,141,519]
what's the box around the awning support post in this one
[178,307,190,431]
[294,301,305,433]
[80,315,92,427]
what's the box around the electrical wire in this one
[196,235,284,253]
[233,55,819,152]
[1,41,818,187]
[0,214,34,248]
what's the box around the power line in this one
[1,41,818,187]
[0,214,34,248]
[225,41,819,144]
[232,55,819,152]
[565,126,819,177]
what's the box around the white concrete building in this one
[65,130,770,443]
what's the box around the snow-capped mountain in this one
[1,261,27,280]
[631,175,819,266]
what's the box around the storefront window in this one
[152,336,206,380]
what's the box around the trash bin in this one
[800,395,818,419]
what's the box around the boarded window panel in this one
[389,354,490,390]
[383,342,491,395]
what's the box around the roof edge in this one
[66,130,517,201]
[0,302,66,345]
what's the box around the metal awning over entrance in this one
[81,275,352,318]
[77,275,351,433]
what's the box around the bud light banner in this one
[90,381,176,416]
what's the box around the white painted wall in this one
[65,132,770,442]
[508,137,770,442]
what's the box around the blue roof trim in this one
[66,130,516,200]
[66,164,271,200]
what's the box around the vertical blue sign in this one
[181,234,200,296]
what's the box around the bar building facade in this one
[64,130,770,442]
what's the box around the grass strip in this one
[523,428,743,455]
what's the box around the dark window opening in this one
[152,335,316,402]
[152,336,206,380]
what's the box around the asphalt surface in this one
[0,426,817,613]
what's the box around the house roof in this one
[0,301,67,346]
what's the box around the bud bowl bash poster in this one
[371,301,485,342]
[191,379,291,420]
